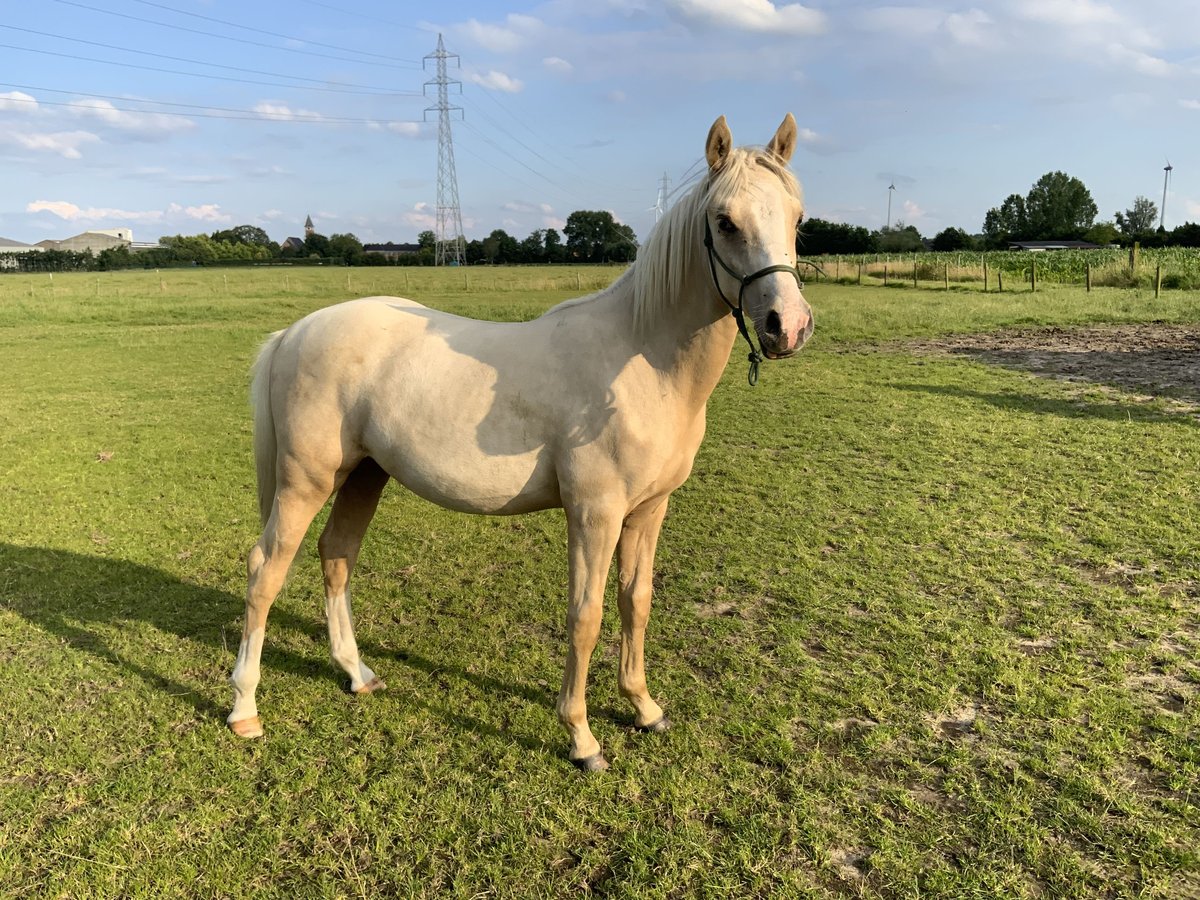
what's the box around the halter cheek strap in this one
[703,218,802,386]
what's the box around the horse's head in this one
[703,114,813,360]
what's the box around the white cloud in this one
[663,0,826,36]
[1106,43,1174,77]
[543,56,573,74]
[67,99,194,137]
[468,70,524,93]
[7,131,100,159]
[1180,99,1200,110]
[902,200,926,220]
[27,200,164,223]
[386,121,423,137]
[166,202,230,223]
[944,9,993,45]
[252,102,324,122]
[0,91,38,113]
[458,14,544,52]
[1013,0,1121,27]
[605,90,627,103]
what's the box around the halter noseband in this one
[703,217,803,386]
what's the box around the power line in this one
[127,0,417,63]
[295,0,432,31]
[0,88,424,126]
[48,0,421,69]
[0,24,415,92]
[0,39,419,96]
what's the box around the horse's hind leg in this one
[617,497,670,732]
[318,458,390,693]
[228,471,333,738]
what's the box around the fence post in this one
[857,261,863,284]
[983,260,988,292]
[1085,262,1091,292]
[1031,259,1037,292]
[913,260,918,288]
[944,263,949,290]
[1155,265,1162,299]
[883,262,888,286]
[998,271,1003,293]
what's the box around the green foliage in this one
[1025,171,1098,238]
[563,210,638,263]
[1084,221,1121,246]
[1116,196,1159,237]
[931,227,974,251]
[798,217,876,254]
[876,221,924,252]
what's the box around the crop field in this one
[812,246,1200,291]
[1,267,1198,897]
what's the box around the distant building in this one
[304,215,315,238]
[1007,240,1100,251]
[37,230,133,253]
[363,242,421,258]
[0,236,42,269]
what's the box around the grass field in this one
[1,267,1198,897]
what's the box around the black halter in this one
[703,218,803,386]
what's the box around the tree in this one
[328,233,364,265]
[931,227,974,251]
[480,229,518,264]
[303,232,331,258]
[519,229,546,264]
[417,230,436,251]
[1084,221,1120,246]
[211,224,274,248]
[543,228,565,263]
[563,210,638,262]
[875,222,924,252]
[1114,196,1158,236]
[982,193,1028,247]
[1024,171,1097,239]
[797,218,875,255]
[1169,222,1200,247]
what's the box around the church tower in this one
[304,214,314,238]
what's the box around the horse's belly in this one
[371,441,561,515]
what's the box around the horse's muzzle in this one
[760,303,813,358]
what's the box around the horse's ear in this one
[766,113,798,164]
[706,115,732,172]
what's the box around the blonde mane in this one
[630,147,802,335]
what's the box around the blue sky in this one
[1,0,1197,247]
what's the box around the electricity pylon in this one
[424,34,465,266]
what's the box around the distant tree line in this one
[1,210,641,273]
[799,170,1200,256]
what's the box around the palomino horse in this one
[228,114,813,770]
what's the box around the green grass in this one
[1,270,1198,897]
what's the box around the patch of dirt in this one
[908,324,1200,410]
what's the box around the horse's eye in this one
[716,215,737,235]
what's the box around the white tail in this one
[250,330,285,526]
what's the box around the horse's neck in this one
[616,268,738,411]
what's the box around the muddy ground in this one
[906,324,1200,411]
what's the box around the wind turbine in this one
[886,182,896,230]
[1161,160,1173,231]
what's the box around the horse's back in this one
[268,297,566,514]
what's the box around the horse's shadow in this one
[0,542,556,754]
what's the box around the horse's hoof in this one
[571,751,610,773]
[353,676,387,695]
[229,716,264,739]
[636,716,672,734]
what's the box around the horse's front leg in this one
[557,501,622,771]
[617,496,670,732]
